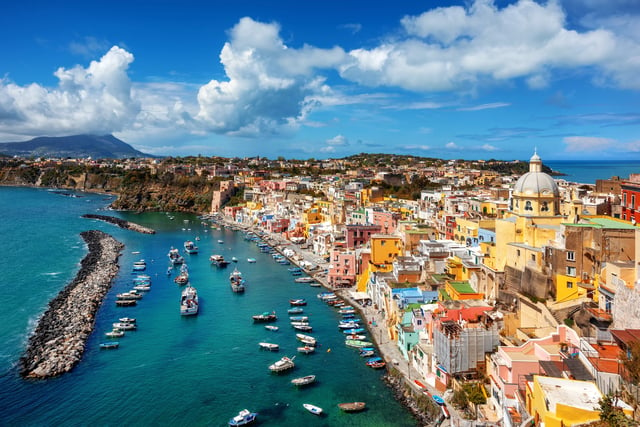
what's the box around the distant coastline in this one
[546,160,640,185]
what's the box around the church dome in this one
[513,151,559,196]
[513,172,559,196]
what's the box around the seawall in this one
[19,230,124,379]
[82,214,156,234]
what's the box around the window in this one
[623,193,627,207]
[633,195,637,209]
[567,266,576,276]
[531,254,536,262]
[541,201,549,212]
[516,249,521,257]
[567,251,575,261]
[567,281,574,289]
[525,201,533,211]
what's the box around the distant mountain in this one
[0,134,152,159]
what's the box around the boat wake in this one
[40,272,62,276]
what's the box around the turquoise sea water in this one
[0,187,416,426]
[545,160,640,184]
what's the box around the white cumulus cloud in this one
[339,0,633,91]
[326,134,348,145]
[0,46,139,140]
[196,17,347,136]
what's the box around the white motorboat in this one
[303,403,323,415]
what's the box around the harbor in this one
[214,215,440,425]
[0,188,416,426]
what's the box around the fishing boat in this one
[432,394,445,405]
[345,339,374,348]
[119,317,136,323]
[295,333,317,346]
[338,322,360,329]
[132,260,146,271]
[180,285,199,316]
[105,329,124,338]
[294,277,315,283]
[174,269,189,285]
[366,357,386,369]
[116,291,142,300]
[99,342,119,349]
[359,349,375,357]
[291,375,316,386]
[342,328,366,334]
[289,298,307,306]
[218,239,224,244]
[133,284,151,291]
[247,258,256,263]
[230,268,246,293]
[183,240,199,254]
[337,402,366,412]
[293,324,312,332]
[210,254,230,267]
[264,325,279,332]
[289,316,308,322]
[231,256,238,262]
[303,403,323,416]
[112,322,136,330]
[297,345,315,354]
[115,299,137,307]
[317,291,335,300]
[258,342,279,351]
[288,267,302,272]
[268,356,295,373]
[228,409,257,426]
[287,307,304,314]
[345,334,367,340]
[252,311,277,323]
[168,248,184,265]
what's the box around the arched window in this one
[525,201,533,211]
[541,201,549,212]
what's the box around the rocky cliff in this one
[0,164,218,214]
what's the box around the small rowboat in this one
[99,342,119,349]
[264,325,279,332]
[297,345,315,354]
[291,375,316,386]
[338,402,366,412]
[259,342,279,351]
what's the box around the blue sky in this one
[1,0,639,161]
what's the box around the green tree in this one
[599,393,637,426]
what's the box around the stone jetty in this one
[19,230,124,379]
[81,214,155,234]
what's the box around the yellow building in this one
[369,234,402,272]
[356,234,402,292]
[495,152,569,301]
[555,273,588,303]
[526,375,632,427]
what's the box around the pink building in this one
[372,210,399,234]
[266,218,290,234]
[488,325,580,418]
[345,224,381,249]
[328,247,357,288]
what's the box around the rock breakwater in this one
[82,214,155,234]
[19,230,124,379]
